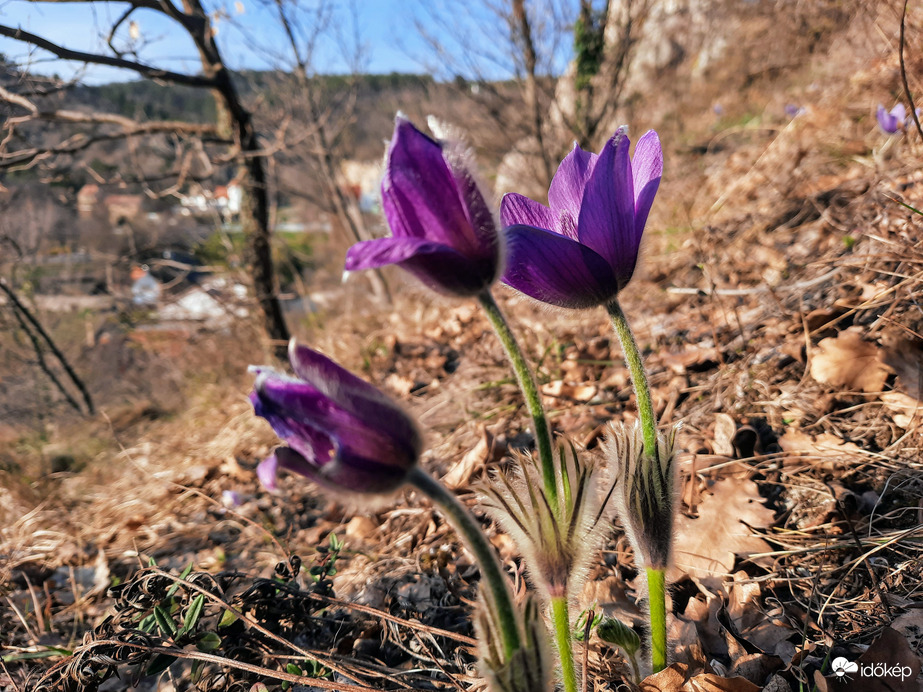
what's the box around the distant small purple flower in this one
[345,117,501,297]
[877,103,907,134]
[712,103,724,116]
[500,127,662,309]
[221,490,243,507]
[785,104,806,118]
[251,341,421,494]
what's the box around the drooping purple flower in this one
[250,340,421,494]
[877,103,907,134]
[500,127,662,309]
[344,117,501,296]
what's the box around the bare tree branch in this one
[0,277,95,416]
[0,23,217,88]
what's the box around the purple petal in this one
[891,103,907,123]
[288,341,390,407]
[254,377,419,470]
[576,131,638,286]
[877,104,900,134]
[548,142,597,224]
[259,447,328,490]
[274,447,407,495]
[250,389,337,464]
[500,192,556,232]
[346,236,495,296]
[631,130,663,241]
[443,143,499,254]
[257,454,280,491]
[502,225,620,309]
[287,341,421,452]
[383,119,483,255]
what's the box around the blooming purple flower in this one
[344,117,501,296]
[251,340,421,494]
[500,127,662,309]
[877,103,907,134]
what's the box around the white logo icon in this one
[832,657,858,678]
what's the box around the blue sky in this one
[0,1,461,83]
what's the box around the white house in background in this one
[214,183,242,216]
[340,159,381,213]
[178,183,241,217]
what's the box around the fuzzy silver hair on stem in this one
[475,593,553,692]
[603,421,680,571]
[479,439,616,599]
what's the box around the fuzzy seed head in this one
[479,439,615,600]
[603,421,679,570]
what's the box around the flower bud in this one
[596,617,641,657]
[603,421,679,570]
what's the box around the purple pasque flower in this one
[344,117,501,297]
[500,127,662,309]
[877,103,907,134]
[251,340,421,494]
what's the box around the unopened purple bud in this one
[250,340,421,495]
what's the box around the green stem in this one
[408,467,521,658]
[550,596,579,692]
[607,300,658,458]
[478,289,558,516]
[646,567,667,673]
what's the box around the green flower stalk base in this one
[646,567,667,673]
[478,289,558,516]
[550,596,579,692]
[408,467,521,659]
[608,300,671,674]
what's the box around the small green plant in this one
[307,533,342,596]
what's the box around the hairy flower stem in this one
[646,568,667,672]
[609,300,667,673]
[408,468,521,658]
[607,300,658,460]
[478,289,558,516]
[550,596,579,692]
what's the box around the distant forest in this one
[79,71,437,125]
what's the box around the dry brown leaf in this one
[639,664,761,692]
[809,327,891,393]
[672,479,774,585]
[640,663,690,692]
[777,430,863,462]
[443,427,493,490]
[881,334,923,399]
[880,392,921,429]
[712,413,737,457]
[344,516,377,544]
[810,328,887,391]
[541,380,598,402]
